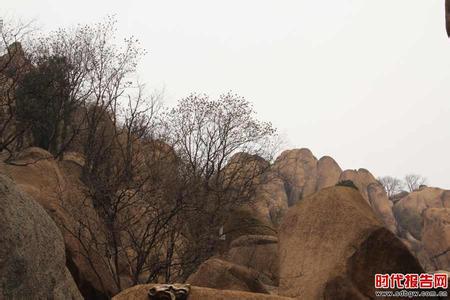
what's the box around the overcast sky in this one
[2,0,449,188]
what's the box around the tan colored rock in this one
[0,147,119,298]
[393,187,450,271]
[186,258,269,294]
[278,186,423,299]
[339,168,398,234]
[223,207,277,246]
[367,183,398,234]
[316,156,342,190]
[338,168,377,201]
[422,208,450,271]
[393,187,448,240]
[271,148,342,205]
[272,148,318,205]
[227,235,279,285]
[251,175,289,226]
[0,174,82,299]
[113,285,293,300]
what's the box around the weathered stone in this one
[278,186,423,299]
[339,169,398,234]
[0,148,119,299]
[316,156,342,191]
[186,258,269,294]
[422,208,450,271]
[227,235,279,285]
[0,174,82,299]
[272,148,318,205]
[393,187,447,240]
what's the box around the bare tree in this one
[20,23,96,158]
[378,176,404,199]
[404,174,427,192]
[61,87,183,294]
[0,18,35,156]
[2,16,281,295]
[163,92,278,276]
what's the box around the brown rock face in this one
[0,147,118,299]
[223,207,277,245]
[113,285,293,300]
[422,208,450,270]
[339,168,377,201]
[278,186,423,299]
[316,156,342,191]
[186,258,269,294]
[367,183,398,233]
[339,168,398,234]
[226,235,279,285]
[272,149,341,206]
[251,176,289,226]
[394,187,450,241]
[0,175,82,299]
[273,148,318,205]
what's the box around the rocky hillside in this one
[1,146,448,299]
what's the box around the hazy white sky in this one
[2,0,450,188]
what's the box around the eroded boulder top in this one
[186,258,270,294]
[278,186,423,299]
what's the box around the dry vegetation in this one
[0,17,279,297]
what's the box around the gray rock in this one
[0,175,82,300]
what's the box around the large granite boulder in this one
[113,285,293,300]
[226,235,279,285]
[394,187,450,240]
[270,149,342,206]
[223,207,277,246]
[367,182,398,234]
[422,208,450,271]
[339,168,398,234]
[272,148,318,205]
[251,175,289,227]
[0,174,82,299]
[393,187,450,271]
[316,156,342,191]
[186,258,270,294]
[278,186,424,299]
[0,147,119,299]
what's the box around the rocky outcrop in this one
[0,174,82,299]
[422,208,450,271]
[367,183,398,233]
[394,187,449,240]
[113,285,293,300]
[251,176,289,226]
[226,235,279,285]
[339,168,398,234]
[255,149,398,235]
[186,258,270,294]
[0,147,119,299]
[316,156,342,191]
[278,186,423,299]
[339,168,377,201]
[393,187,450,271]
[269,149,344,205]
[272,149,319,205]
[223,207,277,245]
[250,150,342,226]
